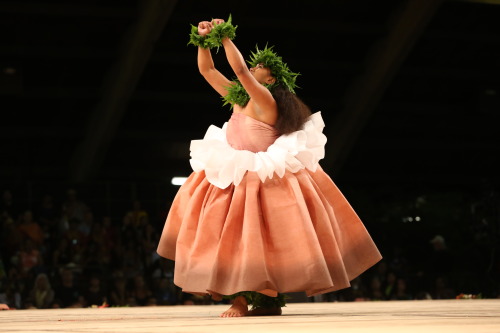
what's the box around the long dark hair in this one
[271,84,311,135]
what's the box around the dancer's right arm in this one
[197,21,232,97]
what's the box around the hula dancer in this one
[157,16,382,317]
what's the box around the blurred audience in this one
[109,275,129,307]
[0,186,497,309]
[83,275,107,307]
[25,273,54,309]
[53,268,83,308]
[17,211,44,247]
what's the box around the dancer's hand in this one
[198,21,213,36]
[212,18,225,26]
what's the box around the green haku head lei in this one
[223,45,300,108]
[248,44,299,94]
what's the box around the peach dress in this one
[157,112,382,298]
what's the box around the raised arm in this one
[197,21,232,97]
[221,37,277,112]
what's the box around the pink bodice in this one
[226,113,279,153]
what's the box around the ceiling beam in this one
[452,0,500,5]
[0,45,116,59]
[16,86,215,103]
[0,2,135,17]
[321,0,445,175]
[69,0,178,182]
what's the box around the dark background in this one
[1,0,499,307]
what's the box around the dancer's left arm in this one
[221,38,276,112]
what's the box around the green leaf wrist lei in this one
[188,15,237,50]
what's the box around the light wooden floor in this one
[1,299,499,333]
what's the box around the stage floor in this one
[1,299,499,333]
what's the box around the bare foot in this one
[220,296,248,318]
[248,307,282,316]
[0,304,9,310]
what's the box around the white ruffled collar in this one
[189,112,327,189]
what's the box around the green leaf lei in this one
[222,45,300,108]
[222,79,252,109]
[188,15,237,51]
[224,291,288,310]
[222,79,276,109]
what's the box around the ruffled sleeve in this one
[189,112,327,189]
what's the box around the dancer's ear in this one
[266,76,276,84]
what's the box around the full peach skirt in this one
[157,167,382,297]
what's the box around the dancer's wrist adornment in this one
[188,15,237,50]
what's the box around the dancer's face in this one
[250,63,276,85]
